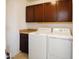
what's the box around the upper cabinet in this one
[26,0,72,22]
[26,6,34,22]
[56,0,72,22]
[44,3,57,22]
[34,4,44,22]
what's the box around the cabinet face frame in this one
[26,0,72,22]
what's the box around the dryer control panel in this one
[52,28,71,35]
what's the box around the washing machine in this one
[47,28,73,59]
[29,28,51,59]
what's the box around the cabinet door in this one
[34,4,44,22]
[48,37,72,59]
[26,6,34,22]
[29,34,47,59]
[44,3,57,22]
[20,33,28,53]
[56,0,72,22]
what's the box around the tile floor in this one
[12,52,28,59]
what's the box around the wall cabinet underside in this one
[26,0,72,22]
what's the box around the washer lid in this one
[29,32,49,36]
[29,28,51,35]
[37,28,51,33]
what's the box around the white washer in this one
[47,34,72,59]
[29,28,51,59]
[29,32,48,59]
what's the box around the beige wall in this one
[26,0,59,6]
[6,0,27,57]
[26,23,72,29]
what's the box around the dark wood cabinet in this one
[26,6,34,22]
[44,3,57,22]
[26,4,45,22]
[20,33,28,53]
[26,0,72,22]
[34,4,44,22]
[56,0,72,22]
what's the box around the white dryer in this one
[47,28,73,59]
